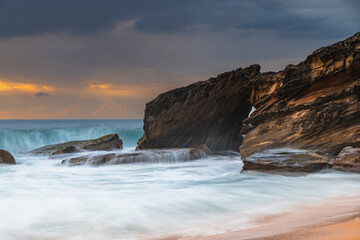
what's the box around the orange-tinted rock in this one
[240,32,360,158]
[137,32,360,161]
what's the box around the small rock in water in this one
[189,144,212,156]
[242,149,329,174]
[27,134,123,155]
[0,149,16,165]
[61,148,210,166]
[330,146,360,173]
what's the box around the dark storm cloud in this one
[35,92,49,97]
[0,0,358,39]
[0,0,359,118]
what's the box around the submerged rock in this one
[61,148,210,166]
[27,134,123,155]
[0,149,16,165]
[242,149,329,173]
[330,146,360,173]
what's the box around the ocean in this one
[0,119,359,239]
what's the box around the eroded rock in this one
[0,149,16,165]
[137,32,360,161]
[330,146,360,173]
[27,134,123,155]
[242,149,329,173]
[61,148,210,166]
[240,32,360,158]
[137,65,260,151]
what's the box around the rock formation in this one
[242,149,329,173]
[62,147,210,166]
[240,32,360,159]
[330,146,360,173]
[138,32,360,163]
[27,134,123,155]
[0,149,16,164]
[137,64,260,151]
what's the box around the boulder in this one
[242,149,329,173]
[61,148,210,166]
[0,149,16,165]
[329,146,360,173]
[137,65,260,151]
[27,134,123,155]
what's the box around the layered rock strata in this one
[242,149,329,173]
[240,33,360,158]
[138,32,360,162]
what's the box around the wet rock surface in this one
[138,32,360,162]
[240,32,360,159]
[137,65,260,151]
[61,148,210,166]
[27,134,123,155]
[0,149,16,165]
[330,146,360,173]
[242,149,329,173]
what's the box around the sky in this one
[0,0,359,119]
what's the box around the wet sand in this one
[154,196,360,240]
[193,196,360,240]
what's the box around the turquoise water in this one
[0,119,143,153]
[0,120,360,240]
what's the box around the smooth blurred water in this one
[0,119,143,153]
[0,120,360,240]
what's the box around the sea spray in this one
[0,120,360,240]
[0,119,143,153]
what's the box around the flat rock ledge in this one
[0,149,16,165]
[61,146,211,166]
[330,146,360,173]
[27,134,123,155]
[242,149,329,174]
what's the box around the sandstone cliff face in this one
[138,32,360,159]
[137,65,260,151]
[240,32,360,158]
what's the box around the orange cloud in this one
[0,80,53,93]
[86,83,166,98]
[89,84,112,89]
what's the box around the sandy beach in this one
[154,196,360,240]
[253,217,360,240]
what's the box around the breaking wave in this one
[0,119,143,153]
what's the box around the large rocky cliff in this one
[137,65,260,151]
[138,32,360,159]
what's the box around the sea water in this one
[0,119,359,240]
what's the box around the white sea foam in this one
[0,120,359,240]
